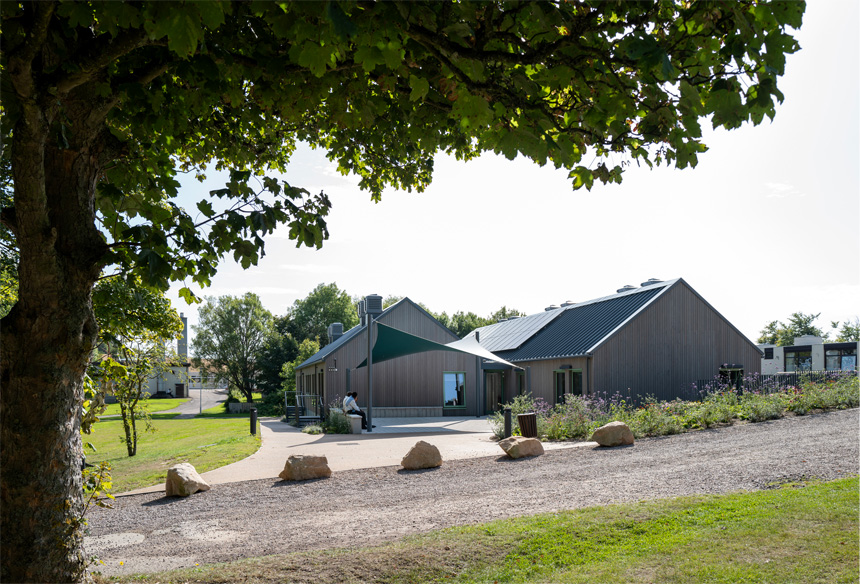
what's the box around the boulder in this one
[401,440,443,470]
[279,454,331,481]
[591,421,635,447]
[499,436,544,459]
[165,463,211,497]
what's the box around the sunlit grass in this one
[85,416,260,492]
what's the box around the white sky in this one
[170,1,859,346]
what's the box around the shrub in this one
[738,391,785,422]
[489,393,550,439]
[302,424,323,435]
[323,405,352,434]
[255,390,286,417]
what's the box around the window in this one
[764,348,774,359]
[443,372,466,407]
[785,350,812,372]
[517,371,526,396]
[826,347,857,371]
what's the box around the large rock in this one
[401,440,443,470]
[165,463,211,497]
[279,454,331,481]
[498,436,544,459]
[591,421,635,447]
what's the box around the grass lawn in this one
[85,416,260,493]
[99,477,858,584]
[100,398,189,418]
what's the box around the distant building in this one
[758,336,858,374]
[146,313,190,397]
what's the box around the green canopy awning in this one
[356,322,520,369]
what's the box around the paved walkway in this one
[120,415,586,496]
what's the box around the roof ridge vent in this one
[616,285,638,294]
[544,304,560,311]
[640,278,663,287]
[560,300,576,307]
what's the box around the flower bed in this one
[490,372,859,441]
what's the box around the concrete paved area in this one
[168,388,227,419]
[120,415,586,496]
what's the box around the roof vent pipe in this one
[365,294,383,318]
[327,322,344,345]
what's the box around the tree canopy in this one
[757,312,826,346]
[0,1,806,581]
[286,282,359,345]
[192,293,274,403]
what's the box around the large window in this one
[785,350,812,372]
[443,372,466,407]
[826,347,857,371]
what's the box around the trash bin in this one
[517,412,537,438]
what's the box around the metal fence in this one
[692,370,855,398]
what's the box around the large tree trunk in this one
[1,90,108,582]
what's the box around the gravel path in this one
[86,409,859,577]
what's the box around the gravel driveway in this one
[86,408,859,577]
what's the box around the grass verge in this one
[100,398,189,418]
[86,417,260,492]
[97,476,858,584]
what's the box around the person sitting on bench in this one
[344,391,372,430]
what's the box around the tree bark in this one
[1,85,109,582]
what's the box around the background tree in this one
[92,278,183,457]
[280,337,323,396]
[757,312,827,346]
[286,283,359,345]
[831,318,860,342]
[255,315,299,395]
[192,293,274,403]
[0,2,806,580]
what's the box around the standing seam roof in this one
[495,286,663,361]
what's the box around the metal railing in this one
[283,391,324,425]
[692,369,855,397]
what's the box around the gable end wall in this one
[590,282,762,401]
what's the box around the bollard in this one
[250,406,257,436]
[504,407,512,438]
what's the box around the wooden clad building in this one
[297,278,762,419]
[295,297,482,417]
[472,278,763,408]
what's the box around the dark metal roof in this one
[474,281,673,362]
[295,321,364,369]
[473,309,564,352]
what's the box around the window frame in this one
[442,371,466,409]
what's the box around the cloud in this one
[764,182,806,198]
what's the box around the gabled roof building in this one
[295,278,763,420]
[469,278,762,408]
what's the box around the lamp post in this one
[366,313,373,432]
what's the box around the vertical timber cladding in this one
[321,300,478,415]
[590,281,762,402]
[514,357,590,406]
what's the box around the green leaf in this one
[297,42,332,77]
[408,75,430,102]
[327,2,357,38]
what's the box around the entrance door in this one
[554,371,566,405]
[569,371,583,396]
[485,371,505,414]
